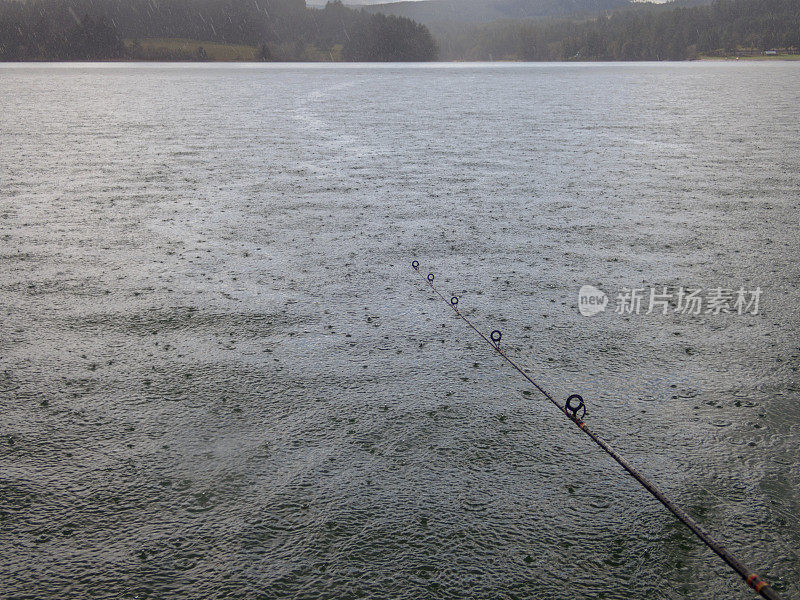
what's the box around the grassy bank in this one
[125,38,259,61]
[700,54,800,60]
[123,38,348,61]
[114,39,800,62]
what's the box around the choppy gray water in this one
[1,62,799,600]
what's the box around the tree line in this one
[2,0,797,62]
[361,0,632,28]
[0,0,438,61]
[435,0,800,60]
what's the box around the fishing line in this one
[411,260,785,600]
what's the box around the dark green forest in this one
[0,0,438,60]
[0,0,798,61]
[362,0,631,26]
[436,0,800,60]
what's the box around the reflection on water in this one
[1,62,799,599]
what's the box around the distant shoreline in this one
[698,54,800,61]
[4,57,800,63]
[2,39,799,64]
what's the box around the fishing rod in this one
[411,260,785,600]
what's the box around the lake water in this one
[1,62,799,599]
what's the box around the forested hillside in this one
[1,0,797,61]
[434,0,800,60]
[363,0,633,26]
[0,0,438,60]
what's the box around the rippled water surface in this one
[1,62,799,599]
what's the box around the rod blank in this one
[412,261,785,600]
